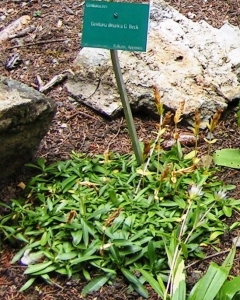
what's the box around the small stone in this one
[232,236,240,247]
[42,4,50,8]
[187,12,196,19]
[0,15,6,21]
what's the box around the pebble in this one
[233,236,240,247]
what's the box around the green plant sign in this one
[82,0,150,52]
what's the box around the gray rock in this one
[0,76,56,180]
[66,0,240,125]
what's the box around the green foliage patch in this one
[1,145,240,298]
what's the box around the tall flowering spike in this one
[174,100,185,125]
[153,85,164,116]
[143,141,151,161]
[208,108,223,133]
[105,208,123,227]
[162,111,173,127]
[67,210,77,223]
[153,85,161,105]
[160,164,170,181]
[193,109,200,136]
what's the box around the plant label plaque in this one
[82,0,150,52]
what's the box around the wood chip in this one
[0,15,31,43]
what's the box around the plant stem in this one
[135,127,162,195]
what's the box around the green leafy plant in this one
[0,146,239,296]
[33,10,42,17]
[140,205,240,300]
[1,86,240,297]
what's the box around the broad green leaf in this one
[209,231,224,241]
[222,245,236,273]
[57,252,78,260]
[88,203,112,220]
[56,268,68,275]
[125,248,146,265]
[172,259,186,300]
[66,264,72,278]
[119,245,142,256]
[30,265,56,275]
[47,197,53,211]
[140,269,165,298]
[188,262,228,300]
[224,185,236,191]
[121,268,148,298]
[216,276,240,300]
[111,213,125,232]
[147,240,156,269]
[129,229,149,242]
[61,175,77,193]
[83,268,91,281]
[83,240,101,256]
[81,219,89,247]
[1,225,16,234]
[93,165,108,174]
[109,189,118,205]
[55,200,69,212]
[213,149,240,169]
[177,140,183,159]
[70,255,101,266]
[41,273,53,285]
[40,231,49,246]
[180,242,188,259]
[71,230,82,245]
[109,245,121,264]
[184,150,197,160]
[19,277,36,292]
[223,206,232,217]
[15,233,29,243]
[24,261,53,275]
[112,239,133,247]
[123,215,136,229]
[81,274,111,296]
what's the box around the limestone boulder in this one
[66,0,240,126]
[0,76,56,180]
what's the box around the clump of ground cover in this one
[1,87,240,299]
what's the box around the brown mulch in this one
[1,0,240,299]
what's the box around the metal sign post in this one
[81,0,150,164]
[110,49,142,165]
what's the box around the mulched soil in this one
[1,0,240,299]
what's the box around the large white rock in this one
[66,0,240,124]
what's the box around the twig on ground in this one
[37,70,74,92]
[67,110,98,120]
[8,25,36,39]
[185,249,230,270]
[8,38,67,49]
[107,118,123,149]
